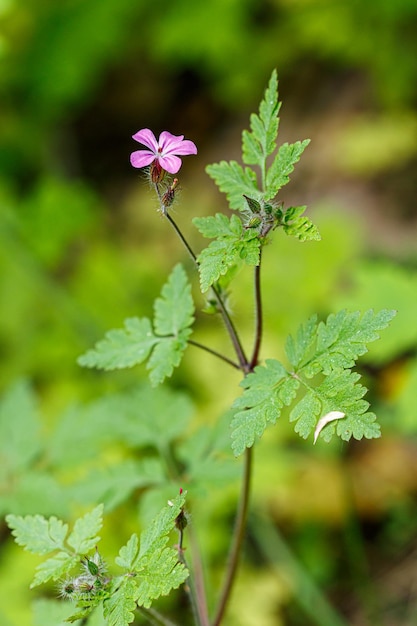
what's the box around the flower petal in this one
[130,150,156,169]
[158,154,182,174]
[159,131,198,156]
[169,139,198,156]
[158,131,184,153]
[132,129,158,152]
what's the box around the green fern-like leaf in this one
[67,504,104,553]
[205,161,260,212]
[32,552,78,588]
[309,309,397,376]
[282,206,321,242]
[242,69,281,166]
[231,309,396,449]
[78,265,194,385]
[6,514,68,554]
[265,140,310,200]
[290,370,381,442]
[113,494,188,611]
[103,577,137,626]
[231,359,299,456]
[194,214,261,291]
[77,317,157,370]
[153,263,194,336]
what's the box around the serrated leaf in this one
[283,216,321,242]
[195,214,261,292]
[265,140,310,200]
[135,549,187,608]
[338,410,381,441]
[78,318,157,370]
[231,359,299,456]
[312,309,397,375]
[32,552,78,588]
[147,336,189,386]
[285,315,318,369]
[194,213,241,238]
[104,577,137,626]
[137,493,186,563]
[67,504,103,553]
[116,534,139,570]
[242,69,280,166]
[78,266,194,384]
[290,370,382,442]
[289,392,322,439]
[111,495,188,611]
[153,264,194,336]
[6,514,68,554]
[206,161,260,211]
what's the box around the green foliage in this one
[193,213,261,291]
[265,140,310,200]
[276,205,321,242]
[231,309,396,455]
[205,161,261,212]
[203,68,319,296]
[78,264,195,385]
[6,496,187,625]
[6,505,103,588]
[242,69,281,167]
[231,360,299,455]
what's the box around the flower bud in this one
[161,178,179,210]
[150,159,165,183]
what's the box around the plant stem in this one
[178,528,204,626]
[211,446,253,626]
[163,210,249,371]
[249,251,263,370]
[188,339,241,370]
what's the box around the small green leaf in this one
[283,216,321,242]
[67,504,103,553]
[289,392,321,440]
[78,317,157,370]
[116,534,139,570]
[153,264,194,336]
[206,161,260,212]
[147,337,189,386]
[104,577,138,626]
[195,214,261,292]
[265,140,310,200]
[32,552,78,588]
[231,359,299,456]
[135,549,187,608]
[137,493,186,562]
[78,266,194,385]
[285,315,318,369]
[242,69,281,166]
[312,309,397,375]
[6,514,68,554]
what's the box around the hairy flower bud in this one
[161,178,179,211]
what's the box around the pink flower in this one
[130,129,197,175]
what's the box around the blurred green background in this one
[1,0,417,624]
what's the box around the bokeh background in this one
[1,0,417,624]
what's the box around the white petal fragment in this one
[313,410,346,444]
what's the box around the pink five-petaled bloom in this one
[130,129,197,175]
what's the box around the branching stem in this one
[211,446,253,626]
[188,339,241,370]
[155,186,248,371]
[249,251,263,369]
